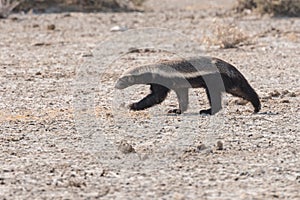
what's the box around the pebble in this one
[118,140,136,154]
[280,99,290,103]
[47,24,56,30]
[110,25,128,32]
[216,141,223,150]
[197,144,207,151]
[234,99,248,105]
[269,90,280,97]
[287,92,296,97]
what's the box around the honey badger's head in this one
[115,72,156,89]
[115,65,158,89]
[115,75,137,89]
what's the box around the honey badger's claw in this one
[199,109,212,115]
[168,109,182,114]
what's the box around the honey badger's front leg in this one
[129,84,170,111]
[199,87,222,115]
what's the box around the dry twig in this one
[0,0,21,18]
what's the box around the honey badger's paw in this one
[199,108,212,115]
[168,109,182,114]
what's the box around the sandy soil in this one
[0,0,299,199]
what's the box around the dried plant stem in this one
[0,0,22,18]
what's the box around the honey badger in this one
[115,56,261,115]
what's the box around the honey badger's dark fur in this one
[115,56,261,115]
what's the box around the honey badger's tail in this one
[214,58,261,113]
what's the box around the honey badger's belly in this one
[115,56,261,115]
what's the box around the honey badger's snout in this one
[115,76,135,89]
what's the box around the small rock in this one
[110,25,128,32]
[0,177,5,185]
[260,98,268,102]
[118,140,135,154]
[49,168,55,173]
[280,99,290,103]
[281,90,289,96]
[261,95,272,100]
[128,47,139,53]
[106,113,113,118]
[269,90,280,97]
[239,171,249,176]
[63,13,71,17]
[139,153,149,160]
[173,193,185,200]
[47,24,56,30]
[216,141,223,150]
[81,53,93,57]
[33,42,51,46]
[234,99,248,105]
[10,17,18,21]
[197,144,207,151]
[287,92,296,97]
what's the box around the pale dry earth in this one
[0,0,299,199]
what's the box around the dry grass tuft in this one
[0,0,21,18]
[214,24,248,48]
[203,23,249,49]
[236,0,300,17]
[129,0,146,6]
[15,0,147,13]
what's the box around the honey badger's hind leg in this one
[168,88,189,114]
[129,84,170,111]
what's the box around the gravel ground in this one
[0,0,299,199]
